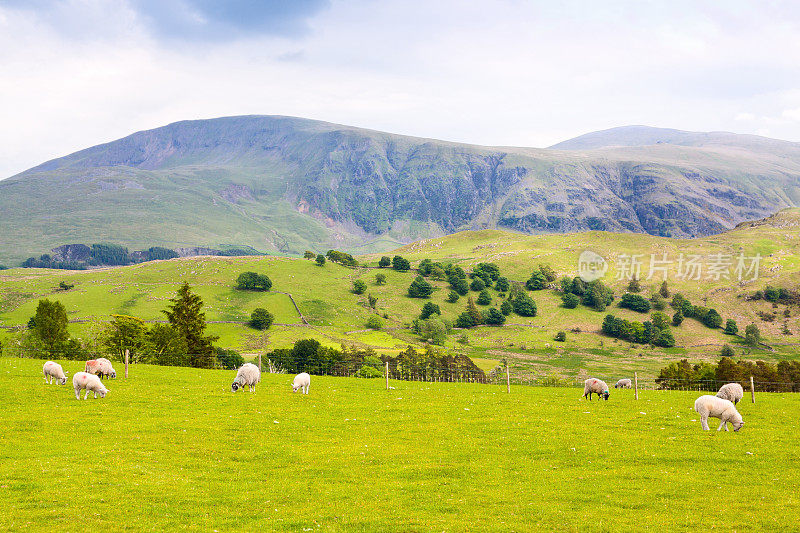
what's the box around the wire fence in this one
[5,348,800,393]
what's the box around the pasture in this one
[1,357,798,531]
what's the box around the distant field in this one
[0,357,797,531]
[1,210,799,381]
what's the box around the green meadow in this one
[0,357,797,531]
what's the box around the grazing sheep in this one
[583,378,609,400]
[292,372,311,394]
[694,395,744,431]
[716,383,744,405]
[72,371,110,400]
[614,379,632,389]
[231,363,260,392]
[85,358,116,379]
[43,361,67,385]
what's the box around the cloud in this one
[783,107,800,121]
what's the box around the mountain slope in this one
[1,116,799,265]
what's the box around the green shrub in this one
[561,293,579,309]
[525,271,546,290]
[235,272,272,291]
[408,276,434,298]
[355,365,384,378]
[352,280,367,295]
[420,302,441,319]
[500,300,513,316]
[375,273,387,285]
[365,315,383,330]
[724,319,738,335]
[249,308,274,330]
[378,256,391,268]
[316,254,326,266]
[484,308,506,325]
[446,290,460,303]
[476,290,491,305]
[470,277,486,292]
[392,255,410,271]
[554,331,566,342]
[619,293,651,313]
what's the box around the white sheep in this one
[43,361,67,385]
[292,372,311,394]
[614,378,632,389]
[716,383,744,405]
[96,358,117,379]
[694,395,744,431]
[72,371,110,400]
[232,363,260,392]
[583,378,609,400]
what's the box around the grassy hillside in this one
[2,116,800,265]
[1,357,797,531]
[1,210,798,381]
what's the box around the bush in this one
[215,348,245,370]
[352,280,367,295]
[316,254,326,266]
[651,294,666,311]
[745,324,761,346]
[494,277,510,292]
[420,302,441,319]
[581,280,613,311]
[355,365,384,378]
[703,309,722,329]
[408,276,434,298]
[721,344,735,358]
[365,315,383,330]
[619,293,651,313]
[652,328,675,348]
[627,277,641,293]
[249,308,274,330]
[500,300,513,316]
[724,319,738,335]
[455,312,476,329]
[470,277,486,292]
[484,308,506,325]
[525,271,546,291]
[58,281,74,291]
[450,277,470,296]
[554,331,566,342]
[375,273,387,285]
[512,292,537,317]
[561,293,580,309]
[414,316,451,345]
[392,255,410,272]
[476,290,491,305]
[236,272,272,291]
[303,250,316,259]
[446,290,460,303]
[538,264,557,282]
[672,310,684,326]
[378,256,391,268]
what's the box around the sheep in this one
[72,371,110,400]
[85,358,116,379]
[43,361,67,385]
[716,383,744,405]
[292,372,311,394]
[583,378,609,400]
[614,378,632,389]
[694,395,744,431]
[231,363,260,392]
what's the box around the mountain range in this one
[1,116,799,265]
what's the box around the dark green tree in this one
[450,277,470,296]
[392,255,410,272]
[30,299,69,354]
[582,280,613,311]
[500,300,513,316]
[525,271,546,291]
[494,277,510,292]
[470,277,486,292]
[512,292,537,317]
[408,276,434,298]
[720,344,735,358]
[420,302,441,320]
[303,250,316,260]
[745,324,761,346]
[561,292,580,309]
[476,290,491,305]
[672,310,684,326]
[163,283,218,368]
[375,273,387,285]
[378,256,391,268]
[484,308,506,325]
[724,319,738,335]
[627,277,641,293]
[316,254,326,266]
[236,272,272,291]
[352,279,367,295]
[249,308,274,330]
[538,264,557,282]
[554,331,567,342]
[466,297,483,325]
[703,309,723,329]
[659,281,670,298]
[447,290,460,303]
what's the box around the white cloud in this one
[1,0,800,178]
[782,107,800,121]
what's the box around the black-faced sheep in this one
[232,363,260,392]
[694,395,744,431]
[583,378,609,400]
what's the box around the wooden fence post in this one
[385,361,389,390]
[506,362,511,393]
[634,372,638,400]
[124,349,129,379]
[750,376,755,403]
[258,353,262,373]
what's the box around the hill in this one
[2,117,800,265]
[1,209,798,381]
[4,357,798,531]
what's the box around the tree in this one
[58,281,74,291]
[651,294,666,311]
[602,314,619,336]
[414,316,450,344]
[249,308,274,330]
[619,293,651,313]
[476,290,491,305]
[470,277,486,292]
[30,299,69,354]
[430,266,447,281]
[316,254,326,266]
[145,324,188,366]
[484,308,506,325]
[378,256,391,268]
[450,277,470,296]
[570,277,587,296]
[101,314,147,362]
[720,344,735,358]
[651,312,670,331]
[745,324,761,346]
[582,280,613,311]
[303,251,316,260]
[500,300,513,316]
[538,264,557,282]
[215,348,244,370]
[408,276,434,298]
[495,277,510,292]
[375,273,387,285]
[420,302,441,320]
[512,292,537,317]
[392,255,410,272]
[652,328,675,348]
[562,292,580,309]
[365,315,383,330]
[235,272,272,291]
[560,276,573,294]
[163,283,218,368]
[525,271,546,291]
[659,281,670,298]
[455,312,476,329]
[703,309,723,329]
[352,279,367,295]
[554,331,566,342]
[672,310,684,326]
[368,294,378,309]
[446,290,460,303]
[724,319,738,335]
[466,297,483,325]
[627,276,641,293]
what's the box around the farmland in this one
[0,357,798,531]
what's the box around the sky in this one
[1,0,800,178]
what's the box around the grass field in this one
[1,357,798,531]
